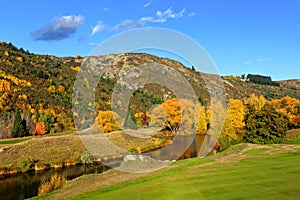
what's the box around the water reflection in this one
[0,164,107,200]
[148,134,211,161]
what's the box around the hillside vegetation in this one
[0,42,300,139]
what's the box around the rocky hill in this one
[0,41,299,118]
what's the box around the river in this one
[0,134,211,200]
[0,164,108,200]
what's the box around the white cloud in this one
[32,15,84,41]
[144,1,152,8]
[140,7,186,23]
[91,21,105,35]
[188,12,196,17]
[112,19,143,31]
[91,7,186,35]
[103,8,110,11]
[244,61,252,65]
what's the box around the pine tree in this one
[12,109,27,138]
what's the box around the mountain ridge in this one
[0,41,299,114]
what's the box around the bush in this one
[17,157,35,172]
[80,154,95,164]
[218,135,231,150]
[38,173,66,196]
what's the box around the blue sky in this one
[0,0,299,80]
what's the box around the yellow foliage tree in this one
[226,99,245,138]
[150,98,197,134]
[96,111,120,133]
[0,71,31,112]
[197,106,208,134]
[244,94,266,110]
[221,117,237,140]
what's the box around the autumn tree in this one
[226,99,245,138]
[161,98,182,132]
[12,109,27,137]
[243,104,288,144]
[0,79,11,112]
[33,122,47,135]
[221,117,237,141]
[0,70,32,112]
[271,96,300,128]
[150,98,197,134]
[244,94,266,111]
[38,112,57,133]
[96,111,120,133]
[197,106,208,134]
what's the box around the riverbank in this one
[0,129,165,176]
[31,142,300,200]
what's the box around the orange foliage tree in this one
[271,96,300,128]
[33,122,47,135]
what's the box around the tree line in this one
[247,74,280,86]
[94,94,300,146]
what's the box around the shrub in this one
[218,135,231,150]
[17,157,35,172]
[80,154,95,164]
[38,173,66,196]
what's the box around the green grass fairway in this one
[0,137,31,145]
[70,152,300,200]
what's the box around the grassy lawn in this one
[44,131,74,137]
[0,137,32,145]
[68,152,300,200]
